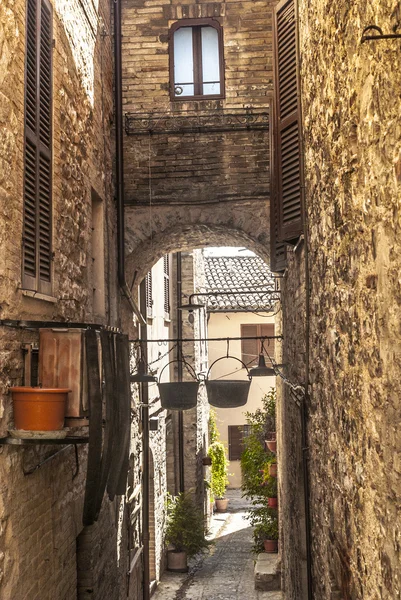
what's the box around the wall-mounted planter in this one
[267,497,278,508]
[269,463,278,478]
[10,387,70,431]
[202,456,212,466]
[265,439,277,453]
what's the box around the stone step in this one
[254,553,281,592]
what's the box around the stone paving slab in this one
[152,489,284,600]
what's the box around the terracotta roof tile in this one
[203,256,276,311]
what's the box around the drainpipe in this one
[176,253,185,493]
[139,280,150,600]
[113,0,145,326]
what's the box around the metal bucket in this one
[158,381,199,411]
[205,379,251,408]
[205,355,251,408]
[157,359,200,410]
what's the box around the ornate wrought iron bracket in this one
[361,25,401,43]
[125,108,269,135]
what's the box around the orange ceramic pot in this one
[11,387,70,431]
[269,463,278,478]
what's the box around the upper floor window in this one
[169,19,224,101]
[241,324,275,367]
[23,0,53,294]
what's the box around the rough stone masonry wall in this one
[283,0,401,598]
[277,247,308,600]
[0,1,131,599]
[122,0,274,280]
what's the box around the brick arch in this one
[125,203,270,288]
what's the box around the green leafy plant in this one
[264,476,277,498]
[241,389,276,501]
[247,505,278,553]
[209,408,219,444]
[208,441,229,499]
[165,492,211,558]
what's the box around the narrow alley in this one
[153,491,283,600]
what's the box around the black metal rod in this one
[114,0,124,287]
[113,0,145,325]
[131,335,282,343]
[139,280,150,600]
[176,253,185,493]
[362,33,401,42]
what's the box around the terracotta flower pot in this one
[215,498,229,512]
[10,387,70,431]
[269,463,278,478]
[267,497,278,508]
[167,550,188,572]
[264,539,278,553]
[266,439,277,453]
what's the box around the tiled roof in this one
[202,256,277,311]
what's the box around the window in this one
[145,271,153,318]
[23,0,53,294]
[163,255,170,319]
[228,425,251,461]
[270,0,304,271]
[241,324,275,367]
[169,19,224,100]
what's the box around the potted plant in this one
[165,492,210,572]
[265,476,278,508]
[265,391,277,452]
[268,457,277,478]
[262,517,279,553]
[208,441,229,512]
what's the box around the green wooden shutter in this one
[273,0,304,244]
[23,0,52,293]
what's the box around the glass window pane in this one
[203,82,221,95]
[201,27,220,95]
[174,28,194,96]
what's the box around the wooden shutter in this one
[241,324,258,366]
[261,323,275,366]
[163,255,170,316]
[273,0,304,243]
[228,426,243,461]
[23,0,52,293]
[270,96,287,272]
[146,271,153,318]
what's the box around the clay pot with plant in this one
[208,441,230,512]
[262,517,279,553]
[268,457,277,478]
[165,492,211,572]
[265,476,278,508]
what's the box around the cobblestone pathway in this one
[152,490,284,600]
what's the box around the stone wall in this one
[0,1,130,598]
[280,0,401,598]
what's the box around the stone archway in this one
[125,202,271,288]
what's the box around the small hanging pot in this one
[205,356,251,409]
[157,359,199,411]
